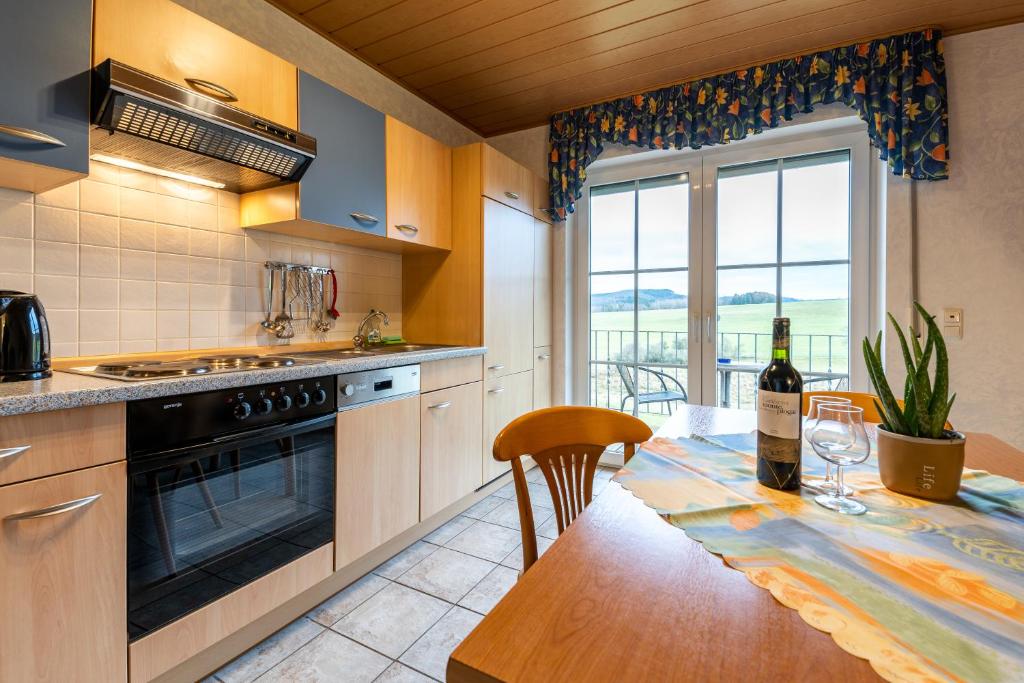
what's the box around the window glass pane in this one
[590,182,634,272]
[716,267,777,364]
[717,160,777,266]
[637,271,688,367]
[781,264,850,375]
[638,175,688,269]
[781,151,850,262]
[590,273,635,364]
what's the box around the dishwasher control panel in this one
[336,364,420,410]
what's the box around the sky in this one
[590,154,851,303]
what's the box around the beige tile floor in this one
[205,466,617,682]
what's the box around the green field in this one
[591,299,848,372]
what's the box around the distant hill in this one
[592,289,798,312]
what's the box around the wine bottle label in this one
[757,390,800,440]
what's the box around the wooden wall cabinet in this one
[0,462,127,682]
[0,0,91,193]
[482,371,534,483]
[534,347,553,410]
[483,198,534,378]
[336,396,420,568]
[386,117,452,250]
[94,0,297,127]
[481,145,534,216]
[421,381,484,519]
[241,71,391,248]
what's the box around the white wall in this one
[910,23,1024,447]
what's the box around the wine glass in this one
[808,405,871,515]
[804,396,853,495]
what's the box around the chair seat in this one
[637,391,687,404]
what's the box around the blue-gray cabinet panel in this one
[298,72,386,237]
[0,0,91,174]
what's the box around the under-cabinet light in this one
[89,154,227,189]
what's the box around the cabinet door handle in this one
[350,212,380,225]
[537,354,551,360]
[395,224,419,234]
[488,387,506,394]
[0,445,30,461]
[5,493,102,522]
[0,124,65,147]
[504,191,520,200]
[184,77,238,102]
[488,364,505,371]
[428,400,452,410]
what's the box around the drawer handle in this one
[488,364,505,371]
[488,387,506,394]
[504,191,520,200]
[5,493,102,522]
[537,354,551,360]
[428,401,452,410]
[395,224,419,234]
[184,77,239,102]
[351,212,380,225]
[0,445,30,461]
[0,124,65,147]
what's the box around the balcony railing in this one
[590,329,849,418]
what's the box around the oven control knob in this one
[233,401,252,420]
[295,391,311,409]
[341,383,356,397]
[256,397,273,415]
[277,394,293,411]
[312,387,328,405]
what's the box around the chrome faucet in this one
[353,309,390,349]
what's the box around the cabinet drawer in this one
[482,370,533,484]
[94,0,298,127]
[336,395,420,568]
[421,382,483,519]
[421,355,483,392]
[534,347,552,410]
[482,145,533,215]
[0,462,127,682]
[0,403,125,487]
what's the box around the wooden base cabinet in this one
[421,382,483,519]
[482,370,534,483]
[0,462,127,682]
[336,396,420,568]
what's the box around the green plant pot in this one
[876,427,966,501]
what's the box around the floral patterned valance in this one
[548,29,948,219]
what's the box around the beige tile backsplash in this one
[0,161,402,358]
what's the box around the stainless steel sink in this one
[293,344,452,360]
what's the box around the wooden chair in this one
[492,406,653,572]
[803,390,953,429]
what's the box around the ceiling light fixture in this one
[89,153,227,189]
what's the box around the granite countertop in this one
[0,346,486,417]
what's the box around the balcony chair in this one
[616,363,688,415]
[492,406,653,572]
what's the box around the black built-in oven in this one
[125,375,336,640]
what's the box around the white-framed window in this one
[573,118,875,424]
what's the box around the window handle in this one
[705,315,712,343]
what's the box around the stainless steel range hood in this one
[91,60,316,193]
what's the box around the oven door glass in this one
[127,414,335,640]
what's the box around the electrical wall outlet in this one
[943,308,963,339]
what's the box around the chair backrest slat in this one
[492,407,653,572]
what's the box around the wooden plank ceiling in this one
[271,0,1024,135]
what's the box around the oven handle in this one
[129,413,336,472]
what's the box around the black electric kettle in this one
[0,290,51,381]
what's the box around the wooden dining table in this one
[448,404,1024,682]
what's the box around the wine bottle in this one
[756,317,803,490]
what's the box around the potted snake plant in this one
[862,303,965,500]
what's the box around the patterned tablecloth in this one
[613,432,1024,683]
